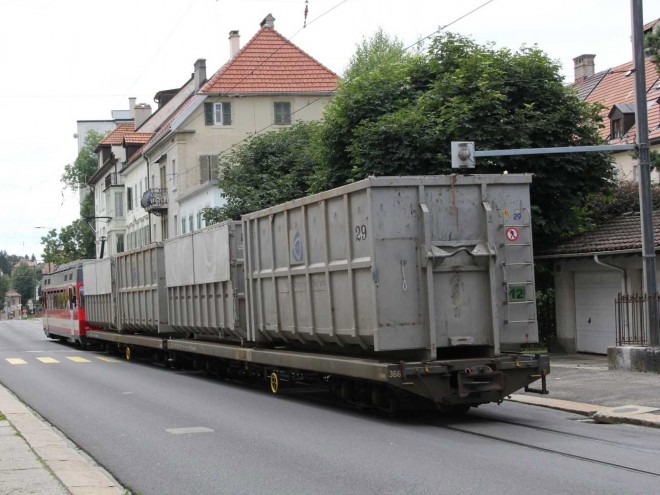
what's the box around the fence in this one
[615,293,660,346]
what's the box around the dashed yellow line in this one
[36,357,59,364]
[6,358,27,365]
[95,356,120,363]
[66,356,92,363]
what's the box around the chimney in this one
[573,54,596,84]
[194,58,206,90]
[134,103,152,129]
[229,30,240,59]
[260,13,275,29]
[129,97,136,115]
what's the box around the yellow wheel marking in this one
[66,357,92,363]
[6,358,27,365]
[36,357,59,364]
[270,372,279,394]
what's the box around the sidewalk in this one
[0,384,125,495]
[509,353,660,428]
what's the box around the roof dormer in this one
[608,103,636,139]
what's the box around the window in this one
[127,187,133,211]
[188,215,193,232]
[611,118,624,139]
[174,215,178,236]
[115,192,124,217]
[171,159,177,190]
[181,217,186,234]
[199,155,219,183]
[204,102,232,125]
[197,211,202,230]
[116,234,124,253]
[274,102,291,125]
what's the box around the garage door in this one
[575,271,621,354]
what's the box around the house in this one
[572,18,660,181]
[538,212,660,354]
[118,13,339,247]
[4,290,21,319]
[85,14,338,255]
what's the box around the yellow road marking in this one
[66,356,92,363]
[36,357,59,364]
[95,356,119,363]
[6,358,27,365]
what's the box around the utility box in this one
[164,221,246,339]
[243,175,537,359]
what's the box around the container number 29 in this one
[355,225,367,242]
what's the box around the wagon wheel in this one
[269,372,280,394]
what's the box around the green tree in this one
[206,121,324,222]
[0,273,10,308]
[318,32,613,247]
[43,130,102,261]
[61,130,104,190]
[645,23,660,73]
[11,264,36,305]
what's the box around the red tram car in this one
[42,260,93,346]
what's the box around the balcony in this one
[104,173,124,191]
[141,188,168,216]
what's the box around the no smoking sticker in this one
[505,227,519,242]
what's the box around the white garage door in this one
[575,271,621,354]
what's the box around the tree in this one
[43,130,102,261]
[645,23,660,74]
[0,273,9,308]
[205,121,324,222]
[61,129,104,190]
[11,264,36,305]
[318,32,613,247]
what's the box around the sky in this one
[0,0,658,261]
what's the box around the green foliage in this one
[645,25,660,73]
[318,32,613,247]
[210,121,324,222]
[41,209,95,265]
[0,273,10,308]
[580,179,660,230]
[11,264,36,304]
[61,130,104,190]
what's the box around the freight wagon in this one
[48,174,550,413]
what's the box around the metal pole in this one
[631,0,658,346]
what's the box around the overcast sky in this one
[0,0,657,260]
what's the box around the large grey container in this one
[115,243,170,333]
[164,221,246,339]
[243,175,537,359]
[82,257,116,329]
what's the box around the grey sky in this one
[0,0,656,259]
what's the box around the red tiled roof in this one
[97,123,135,146]
[123,132,154,145]
[575,57,660,143]
[200,27,339,94]
[539,211,660,257]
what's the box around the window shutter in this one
[210,155,219,181]
[223,102,231,125]
[199,155,210,183]
[204,102,214,125]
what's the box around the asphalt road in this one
[2,319,660,495]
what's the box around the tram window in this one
[79,287,85,309]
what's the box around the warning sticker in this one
[505,227,519,242]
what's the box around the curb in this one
[508,394,660,429]
[0,383,126,495]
